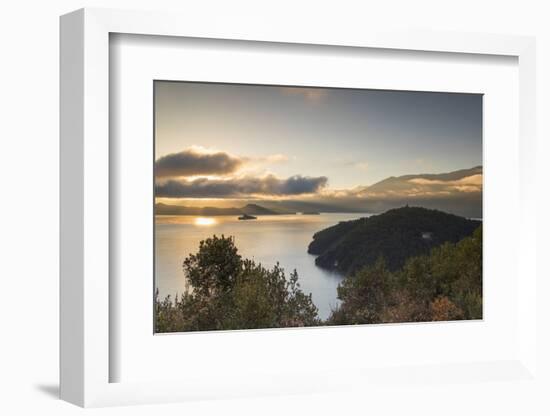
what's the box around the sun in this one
[194,217,216,226]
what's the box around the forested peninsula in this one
[308,206,480,274]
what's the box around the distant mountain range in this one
[366,165,480,191]
[156,166,483,218]
[343,165,483,218]
[155,203,285,216]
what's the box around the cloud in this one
[156,174,328,198]
[354,162,369,172]
[351,169,483,200]
[408,174,482,193]
[280,87,328,103]
[155,148,243,177]
[263,153,290,163]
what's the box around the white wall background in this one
[0,1,548,414]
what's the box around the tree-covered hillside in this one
[329,226,482,324]
[308,206,480,274]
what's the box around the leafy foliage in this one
[183,235,242,297]
[328,226,482,325]
[155,235,319,332]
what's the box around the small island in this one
[238,213,257,220]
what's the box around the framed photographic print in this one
[60,8,540,409]
[153,81,483,333]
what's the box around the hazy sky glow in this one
[155,81,482,211]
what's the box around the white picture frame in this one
[60,8,538,408]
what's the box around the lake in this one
[155,213,370,320]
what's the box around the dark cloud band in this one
[155,149,243,177]
[156,174,328,198]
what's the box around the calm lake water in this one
[155,213,370,320]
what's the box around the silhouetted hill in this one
[308,206,481,274]
[240,204,281,215]
[155,203,283,216]
[258,200,363,214]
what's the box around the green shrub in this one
[155,235,319,332]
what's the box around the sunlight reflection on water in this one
[194,217,217,226]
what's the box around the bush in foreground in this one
[155,235,319,332]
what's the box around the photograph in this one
[154,81,483,333]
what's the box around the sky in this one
[154,81,482,211]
